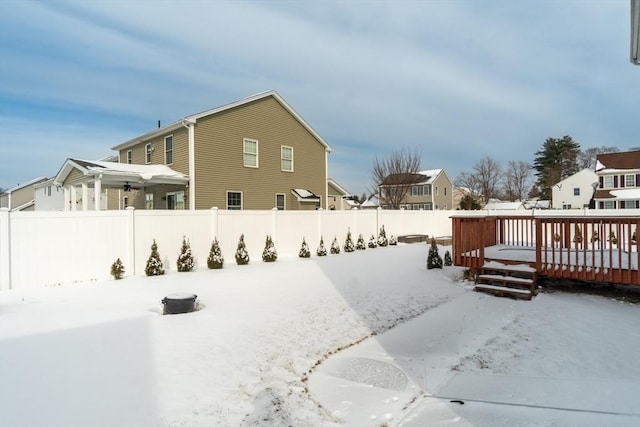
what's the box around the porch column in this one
[94,176,102,210]
[69,185,77,211]
[81,182,89,211]
[63,186,71,211]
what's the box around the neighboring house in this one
[551,168,598,209]
[360,194,380,209]
[327,178,359,210]
[34,178,66,211]
[380,169,453,210]
[0,177,48,211]
[523,199,550,210]
[593,150,640,209]
[484,200,526,210]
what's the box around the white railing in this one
[0,207,454,290]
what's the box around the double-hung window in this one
[165,135,173,165]
[573,188,580,196]
[145,143,152,164]
[243,138,258,168]
[126,150,132,164]
[625,174,635,188]
[603,175,613,188]
[281,146,293,172]
[227,191,242,210]
[275,193,285,210]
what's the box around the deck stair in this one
[475,261,538,300]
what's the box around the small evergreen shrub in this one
[235,234,250,265]
[145,239,165,276]
[330,237,341,254]
[368,235,378,248]
[590,230,599,243]
[344,230,355,252]
[356,234,366,250]
[207,238,224,269]
[110,258,124,280]
[609,231,618,245]
[316,237,327,256]
[444,250,452,266]
[573,225,583,244]
[377,225,388,247]
[176,236,195,272]
[262,235,278,262]
[299,238,311,258]
[632,230,637,244]
[389,235,398,246]
[427,238,443,270]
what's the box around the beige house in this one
[0,177,48,211]
[54,91,332,210]
[380,169,453,210]
[327,178,359,210]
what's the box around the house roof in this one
[327,178,351,197]
[291,189,320,202]
[53,159,189,188]
[111,90,333,153]
[484,201,525,210]
[2,176,48,194]
[361,194,379,208]
[595,150,640,171]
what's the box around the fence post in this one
[126,207,136,276]
[0,208,11,290]
[210,207,219,239]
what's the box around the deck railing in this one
[452,213,639,286]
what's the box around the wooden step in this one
[475,284,533,300]
[475,261,538,300]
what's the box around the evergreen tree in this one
[262,235,278,262]
[444,250,452,266]
[608,231,618,245]
[207,238,224,269]
[427,238,443,269]
[145,239,165,276]
[344,230,355,252]
[176,236,195,272]
[368,234,378,248]
[632,230,637,244]
[389,235,398,245]
[316,237,327,256]
[572,225,583,245]
[377,225,389,247]
[330,237,341,254]
[235,234,250,265]
[458,194,482,210]
[533,135,581,200]
[356,233,366,250]
[110,258,125,280]
[299,238,311,258]
[590,230,599,243]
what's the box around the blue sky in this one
[1,0,638,196]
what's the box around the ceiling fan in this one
[123,181,141,192]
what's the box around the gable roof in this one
[111,90,333,153]
[291,188,320,202]
[595,150,640,171]
[2,176,48,194]
[327,178,351,197]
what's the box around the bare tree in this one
[370,147,422,209]
[454,172,482,199]
[468,155,503,203]
[578,146,619,169]
[503,160,533,201]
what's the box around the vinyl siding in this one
[192,96,327,210]
[118,127,189,175]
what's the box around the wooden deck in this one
[452,214,639,286]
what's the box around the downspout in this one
[182,119,196,210]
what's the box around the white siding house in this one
[551,168,598,209]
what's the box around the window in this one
[227,191,242,210]
[281,146,293,172]
[243,138,258,168]
[625,174,635,187]
[275,193,285,210]
[411,186,423,196]
[562,204,572,209]
[424,185,432,195]
[165,135,173,165]
[126,150,132,164]
[425,202,433,210]
[166,191,184,210]
[444,187,447,196]
[623,201,637,209]
[435,186,439,196]
[573,188,580,196]
[145,193,154,210]
[603,175,613,188]
[604,200,615,209]
[145,143,152,164]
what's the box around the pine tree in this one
[356,234,366,250]
[632,230,637,244]
[235,234,250,265]
[176,236,195,272]
[344,230,355,252]
[368,234,377,248]
[330,237,341,254]
[389,235,398,245]
[427,238,443,269]
[444,250,452,266]
[590,230,599,243]
[299,238,311,258]
[110,258,125,280]
[207,238,224,269]
[609,231,618,245]
[262,235,278,262]
[145,239,165,276]
[377,225,389,247]
[316,237,327,256]
[533,135,581,200]
[573,225,583,245]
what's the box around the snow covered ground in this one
[0,243,638,427]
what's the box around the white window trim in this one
[281,145,293,172]
[243,138,258,168]
[166,191,185,210]
[165,135,174,165]
[226,190,243,210]
[145,143,152,164]
[625,174,635,187]
[275,193,285,210]
[126,150,132,164]
[145,193,154,210]
[603,175,614,189]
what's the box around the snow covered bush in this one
[356,234,366,250]
[299,238,311,258]
[609,231,618,245]
[590,230,599,243]
[262,235,278,262]
[368,235,377,248]
[145,239,165,276]
[427,238,443,270]
[330,237,341,254]
[235,234,250,265]
[389,235,397,246]
[207,238,224,269]
[316,237,327,256]
[377,225,388,247]
[444,250,452,266]
[176,236,195,272]
[110,258,124,280]
[343,230,355,252]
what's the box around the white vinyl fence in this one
[0,207,453,290]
